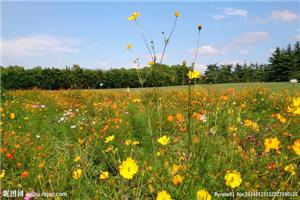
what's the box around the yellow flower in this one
[126,44,133,50]
[264,137,280,153]
[197,189,212,200]
[119,157,138,180]
[169,164,180,175]
[244,119,259,132]
[38,161,45,168]
[0,170,5,179]
[72,169,82,180]
[284,164,296,175]
[291,139,300,155]
[187,70,200,80]
[99,171,109,180]
[287,97,300,115]
[156,190,172,200]
[10,113,15,119]
[175,11,181,17]
[225,171,242,189]
[172,174,184,186]
[105,135,115,143]
[74,156,81,162]
[157,135,170,145]
[128,12,140,21]
[275,113,286,124]
[148,61,155,66]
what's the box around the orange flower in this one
[6,153,13,160]
[21,171,28,178]
[167,115,174,122]
[37,146,43,151]
[176,113,185,122]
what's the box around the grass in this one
[1,82,299,199]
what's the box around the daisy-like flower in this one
[72,169,82,180]
[172,174,184,186]
[264,137,280,153]
[128,12,140,21]
[287,97,300,115]
[156,190,172,200]
[187,70,200,80]
[224,171,242,189]
[148,61,155,66]
[105,135,115,143]
[119,157,138,180]
[10,113,15,119]
[99,171,109,180]
[157,135,170,145]
[290,79,298,84]
[197,189,212,200]
[291,139,300,156]
[21,171,29,178]
[284,164,296,175]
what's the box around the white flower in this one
[290,79,298,84]
[71,125,76,129]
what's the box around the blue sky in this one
[1,1,299,72]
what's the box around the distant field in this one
[1,82,299,199]
[93,82,300,93]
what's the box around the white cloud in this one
[194,63,207,73]
[222,8,248,17]
[188,45,223,56]
[213,15,226,20]
[219,60,244,65]
[294,34,300,41]
[1,35,82,58]
[271,10,298,22]
[240,50,250,55]
[233,32,269,45]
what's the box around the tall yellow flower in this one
[197,189,212,200]
[264,137,280,153]
[128,12,140,21]
[284,164,296,175]
[99,171,109,180]
[187,70,200,80]
[175,11,181,17]
[291,139,300,155]
[119,157,138,180]
[105,135,115,143]
[157,135,170,145]
[287,97,300,115]
[156,190,172,200]
[275,113,286,124]
[72,168,82,180]
[225,171,242,189]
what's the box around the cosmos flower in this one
[287,97,300,115]
[187,70,200,80]
[74,156,81,162]
[119,157,138,180]
[105,135,115,143]
[284,164,296,175]
[264,137,280,153]
[0,170,5,179]
[157,135,170,145]
[99,171,109,180]
[172,174,184,186]
[224,171,242,189]
[291,139,300,155]
[156,190,172,200]
[197,189,211,200]
[72,169,82,180]
[128,12,140,21]
[21,171,29,178]
[10,113,15,119]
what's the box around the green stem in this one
[160,17,177,64]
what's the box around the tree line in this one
[1,42,299,90]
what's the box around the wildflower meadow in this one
[1,5,300,200]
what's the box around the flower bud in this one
[198,24,202,31]
[175,11,180,17]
